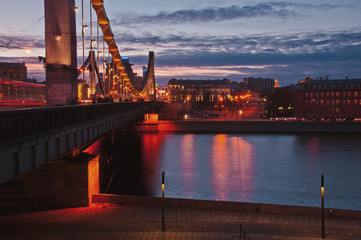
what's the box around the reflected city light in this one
[211,134,229,200]
[211,135,254,201]
[181,134,195,188]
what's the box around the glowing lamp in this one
[321,174,325,238]
[161,171,165,232]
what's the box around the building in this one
[167,79,231,102]
[0,62,27,81]
[0,78,45,102]
[294,78,361,119]
[243,77,275,92]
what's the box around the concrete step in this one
[0,180,24,209]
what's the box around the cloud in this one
[112,28,361,62]
[115,2,340,24]
[0,34,44,50]
[2,26,360,86]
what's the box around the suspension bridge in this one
[45,0,156,105]
[0,0,162,185]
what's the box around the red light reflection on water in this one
[307,137,320,162]
[211,135,255,201]
[141,133,164,169]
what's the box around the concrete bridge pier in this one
[23,154,99,209]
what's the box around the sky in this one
[0,0,360,87]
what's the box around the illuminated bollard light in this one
[162,171,165,232]
[321,174,325,238]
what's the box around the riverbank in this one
[1,194,361,240]
[158,120,361,133]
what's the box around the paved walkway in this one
[1,203,360,239]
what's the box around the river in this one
[84,132,361,210]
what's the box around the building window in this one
[326,91,330,97]
[336,91,340,97]
[331,92,335,97]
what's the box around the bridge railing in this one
[0,102,159,145]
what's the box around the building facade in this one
[294,79,361,119]
[0,62,27,81]
[167,79,231,102]
[0,79,45,102]
[243,77,275,92]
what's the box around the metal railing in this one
[0,102,160,145]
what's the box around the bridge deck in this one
[0,102,157,145]
[0,102,161,184]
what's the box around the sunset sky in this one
[0,0,360,87]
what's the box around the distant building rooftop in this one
[300,78,361,85]
[0,62,27,68]
[168,79,230,85]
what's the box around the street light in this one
[321,174,325,238]
[162,171,165,232]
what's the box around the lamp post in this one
[82,0,85,82]
[321,174,325,238]
[162,171,165,232]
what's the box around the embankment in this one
[158,120,361,133]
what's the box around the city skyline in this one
[0,0,360,87]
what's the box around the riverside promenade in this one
[1,195,361,240]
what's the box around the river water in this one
[85,132,361,210]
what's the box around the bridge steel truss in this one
[91,0,156,100]
[0,102,160,184]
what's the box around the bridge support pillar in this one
[146,51,156,101]
[44,0,78,106]
[24,155,99,209]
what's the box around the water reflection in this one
[180,134,195,193]
[84,132,361,210]
[211,135,254,201]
